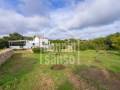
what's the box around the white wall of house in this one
[32,37,50,48]
[24,41,33,49]
[9,36,50,49]
[10,46,22,49]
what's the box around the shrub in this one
[32,47,47,53]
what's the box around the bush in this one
[32,47,47,53]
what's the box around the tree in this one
[0,33,24,48]
[9,32,24,40]
[0,38,8,49]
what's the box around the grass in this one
[57,80,74,90]
[0,49,5,52]
[0,50,120,90]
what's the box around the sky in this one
[0,0,120,39]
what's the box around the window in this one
[10,41,26,46]
[33,43,35,46]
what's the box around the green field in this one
[0,50,120,90]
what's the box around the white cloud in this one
[46,20,120,39]
[50,0,120,30]
[0,9,50,35]
[74,20,120,39]
[0,0,120,39]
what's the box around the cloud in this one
[74,20,120,39]
[50,0,120,30]
[46,20,120,40]
[0,8,50,35]
[0,0,120,39]
[18,0,82,16]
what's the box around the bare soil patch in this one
[33,76,55,90]
[51,64,66,70]
[74,66,120,90]
[67,72,97,90]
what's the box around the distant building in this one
[9,36,50,49]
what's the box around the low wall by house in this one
[0,49,14,66]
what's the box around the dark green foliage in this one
[50,40,65,43]
[47,33,120,51]
[73,33,120,51]
[0,32,33,49]
[32,47,47,53]
[0,32,120,50]
[9,32,24,40]
[0,38,8,49]
[105,39,113,50]
[1,32,24,48]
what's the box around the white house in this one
[9,36,50,49]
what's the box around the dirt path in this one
[68,67,120,90]
[67,73,81,90]
[33,76,55,90]
[67,72,98,90]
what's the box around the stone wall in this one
[0,49,14,66]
